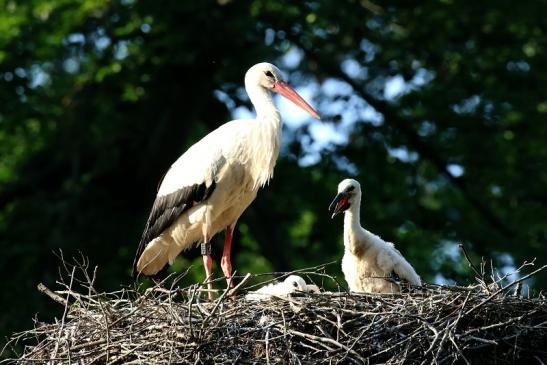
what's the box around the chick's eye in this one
[264,71,274,78]
[292,281,299,288]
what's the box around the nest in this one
[3,255,547,364]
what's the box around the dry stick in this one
[187,284,198,339]
[227,272,252,297]
[286,328,366,365]
[433,326,450,362]
[165,285,177,364]
[422,323,440,356]
[97,293,112,363]
[204,271,249,322]
[462,311,537,336]
[195,278,234,340]
[37,283,69,307]
[458,243,483,281]
[465,336,498,345]
[105,339,163,365]
[52,265,76,361]
[342,325,368,362]
[107,306,140,328]
[465,264,547,316]
[316,313,347,337]
[424,290,472,358]
[491,259,535,288]
[265,328,271,365]
[449,331,470,365]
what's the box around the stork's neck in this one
[246,84,281,125]
[343,195,367,253]
[245,83,282,189]
[344,196,362,233]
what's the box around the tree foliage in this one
[1,0,546,352]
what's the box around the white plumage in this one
[132,63,319,298]
[329,179,422,293]
[245,275,320,301]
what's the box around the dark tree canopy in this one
[1,0,546,353]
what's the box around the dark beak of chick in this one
[328,192,351,219]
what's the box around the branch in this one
[465,264,547,315]
[37,282,68,307]
[458,243,484,280]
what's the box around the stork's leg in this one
[201,237,214,300]
[220,224,235,288]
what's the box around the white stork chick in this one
[133,63,320,298]
[245,275,319,301]
[329,179,421,293]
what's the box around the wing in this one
[390,245,422,286]
[155,119,250,196]
[132,180,217,277]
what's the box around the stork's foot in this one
[226,283,236,299]
[224,272,235,290]
[220,256,233,288]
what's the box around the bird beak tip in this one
[273,81,320,121]
[311,111,321,120]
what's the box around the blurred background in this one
[1,0,546,352]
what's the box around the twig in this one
[36,283,69,307]
[465,264,547,315]
[458,243,483,281]
[227,272,252,297]
[285,328,366,364]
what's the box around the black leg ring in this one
[201,242,211,256]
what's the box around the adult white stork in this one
[133,62,320,298]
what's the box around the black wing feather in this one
[132,180,216,277]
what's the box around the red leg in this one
[220,224,235,288]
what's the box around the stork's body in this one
[329,179,421,293]
[134,118,279,276]
[133,63,319,297]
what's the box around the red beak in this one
[272,81,321,120]
[328,192,350,219]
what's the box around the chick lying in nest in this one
[245,275,320,301]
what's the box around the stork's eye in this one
[264,71,274,78]
[292,281,299,288]
[346,186,355,192]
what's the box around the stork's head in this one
[245,62,284,90]
[245,62,320,120]
[284,275,307,292]
[328,179,361,219]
